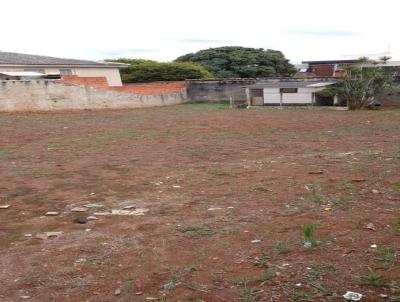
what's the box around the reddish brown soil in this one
[0,105,399,302]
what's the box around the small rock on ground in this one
[74,217,88,224]
[70,207,88,212]
[45,211,60,216]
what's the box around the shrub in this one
[107,59,212,83]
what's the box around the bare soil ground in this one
[0,104,399,302]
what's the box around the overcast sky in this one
[1,0,399,63]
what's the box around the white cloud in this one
[1,0,399,63]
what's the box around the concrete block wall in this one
[186,79,258,102]
[0,80,187,112]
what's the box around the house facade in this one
[301,60,359,77]
[0,51,127,86]
[300,59,400,79]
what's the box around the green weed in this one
[181,103,230,110]
[378,246,396,267]
[290,289,310,301]
[303,224,318,247]
[209,168,230,177]
[241,286,261,302]
[358,270,387,288]
[305,262,336,281]
[274,241,292,255]
[181,225,215,238]
[256,267,277,282]
[253,254,270,268]
[306,184,323,206]
[393,182,400,193]
[310,282,333,297]
[332,196,353,210]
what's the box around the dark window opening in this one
[315,95,334,106]
[280,88,298,93]
[250,89,263,97]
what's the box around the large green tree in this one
[107,59,211,83]
[175,46,296,78]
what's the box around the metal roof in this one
[0,51,128,68]
[246,81,337,89]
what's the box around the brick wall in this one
[61,78,185,96]
[111,81,185,95]
[309,64,335,77]
[61,76,109,89]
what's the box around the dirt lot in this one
[0,104,399,302]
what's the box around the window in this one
[59,69,72,76]
[250,89,263,97]
[280,88,298,93]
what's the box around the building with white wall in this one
[0,51,127,86]
[245,80,338,106]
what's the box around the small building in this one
[0,51,127,86]
[245,80,339,106]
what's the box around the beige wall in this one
[263,87,327,104]
[0,80,186,112]
[0,66,123,86]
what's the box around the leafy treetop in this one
[175,46,296,78]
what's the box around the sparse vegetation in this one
[305,262,337,281]
[358,272,387,288]
[377,246,397,267]
[253,254,270,268]
[256,267,277,282]
[303,224,318,247]
[2,106,400,301]
[241,286,262,302]
[309,282,333,297]
[290,289,310,301]
[181,224,215,238]
[274,241,292,255]
[306,184,323,206]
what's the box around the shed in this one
[245,80,339,106]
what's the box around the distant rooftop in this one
[246,80,337,89]
[0,51,127,68]
[302,59,400,67]
[302,59,360,64]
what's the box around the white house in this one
[245,80,338,106]
[0,51,127,86]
